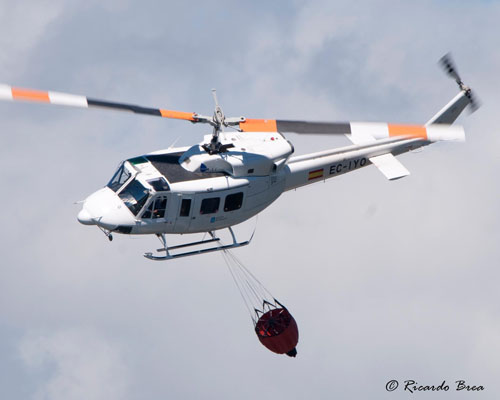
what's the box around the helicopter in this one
[0,54,478,260]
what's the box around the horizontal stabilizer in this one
[369,153,410,180]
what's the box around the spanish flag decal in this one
[308,168,324,180]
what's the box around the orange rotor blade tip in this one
[11,87,50,103]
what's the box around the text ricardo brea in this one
[385,379,484,393]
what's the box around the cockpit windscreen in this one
[118,179,149,215]
[107,163,132,192]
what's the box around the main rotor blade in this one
[239,118,457,142]
[0,83,196,121]
[240,119,351,134]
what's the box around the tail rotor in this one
[439,53,480,113]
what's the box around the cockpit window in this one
[147,178,170,192]
[118,179,149,216]
[107,163,132,192]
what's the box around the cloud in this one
[19,328,128,400]
[0,1,66,80]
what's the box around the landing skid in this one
[144,227,253,261]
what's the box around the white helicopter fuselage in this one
[78,122,465,237]
[78,131,292,235]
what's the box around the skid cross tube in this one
[144,226,253,261]
[156,237,221,252]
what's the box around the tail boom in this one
[283,123,464,190]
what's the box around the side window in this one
[200,197,220,214]
[224,192,244,212]
[180,199,192,217]
[142,196,168,219]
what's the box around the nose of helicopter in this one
[77,187,136,230]
[77,208,95,225]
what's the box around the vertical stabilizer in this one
[426,53,480,126]
[426,91,470,125]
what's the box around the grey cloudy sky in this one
[0,1,499,399]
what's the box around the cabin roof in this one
[143,152,226,184]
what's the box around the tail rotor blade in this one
[467,90,481,113]
[439,53,462,84]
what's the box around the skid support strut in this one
[144,226,254,261]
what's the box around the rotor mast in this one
[193,89,245,154]
[210,89,224,153]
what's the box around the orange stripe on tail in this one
[388,124,427,140]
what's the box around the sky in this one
[0,1,499,399]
